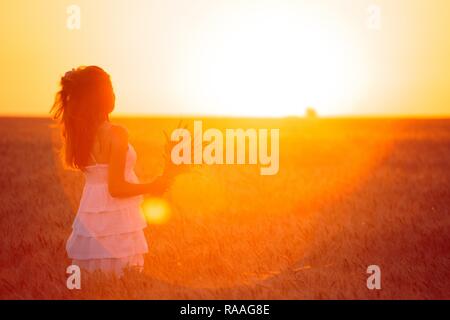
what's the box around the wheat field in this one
[0,117,449,299]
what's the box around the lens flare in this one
[142,198,171,224]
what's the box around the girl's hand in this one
[149,175,172,196]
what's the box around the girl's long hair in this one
[51,66,115,170]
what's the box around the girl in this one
[51,66,173,276]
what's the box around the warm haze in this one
[1,0,449,301]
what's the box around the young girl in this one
[51,66,173,276]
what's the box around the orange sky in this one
[0,0,449,117]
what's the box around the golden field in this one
[0,117,449,299]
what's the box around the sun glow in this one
[173,6,367,116]
[142,198,171,224]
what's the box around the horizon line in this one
[1,113,450,120]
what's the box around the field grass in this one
[0,117,449,299]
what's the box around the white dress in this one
[66,143,148,275]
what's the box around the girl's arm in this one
[108,125,169,198]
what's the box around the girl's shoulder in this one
[109,123,128,135]
[107,123,129,145]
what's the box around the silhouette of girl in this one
[51,66,173,276]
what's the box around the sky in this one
[0,0,449,117]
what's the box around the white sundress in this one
[66,143,148,276]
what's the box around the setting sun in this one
[177,6,367,116]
